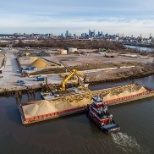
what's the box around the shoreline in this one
[0,71,154,96]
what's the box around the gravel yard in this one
[0,48,154,94]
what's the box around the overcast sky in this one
[0,0,154,37]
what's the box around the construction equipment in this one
[57,60,88,92]
[58,69,86,92]
[34,76,45,81]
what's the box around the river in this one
[0,76,154,154]
[125,45,154,52]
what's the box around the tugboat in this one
[86,95,120,134]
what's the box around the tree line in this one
[12,39,125,50]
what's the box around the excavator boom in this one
[60,69,85,91]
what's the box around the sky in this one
[0,0,154,37]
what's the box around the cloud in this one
[0,13,153,37]
[0,0,154,37]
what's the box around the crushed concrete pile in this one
[30,58,49,68]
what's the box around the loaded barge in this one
[19,83,154,125]
[19,102,86,125]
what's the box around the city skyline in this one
[0,0,154,37]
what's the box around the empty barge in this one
[19,83,154,125]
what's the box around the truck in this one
[34,76,45,81]
[16,80,25,86]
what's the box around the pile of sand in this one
[23,95,92,119]
[30,58,49,68]
[30,57,38,61]
[103,85,147,101]
[22,84,149,119]
[25,104,39,117]
[23,100,57,118]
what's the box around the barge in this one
[19,83,154,125]
[19,102,86,125]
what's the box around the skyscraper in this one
[65,30,69,37]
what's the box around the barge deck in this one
[19,83,154,125]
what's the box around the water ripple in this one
[112,132,141,153]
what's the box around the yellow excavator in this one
[58,69,86,92]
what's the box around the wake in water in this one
[112,132,141,153]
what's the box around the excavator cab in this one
[57,69,87,92]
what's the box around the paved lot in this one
[0,49,63,89]
[0,49,21,88]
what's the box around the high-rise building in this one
[98,31,103,37]
[93,30,95,36]
[89,30,92,36]
[65,30,69,37]
[88,29,96,37]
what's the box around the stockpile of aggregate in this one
[103,85,147,101]
[30,58,49,68]
[30,57,38,61]
[22,92,92,119]
[22,84,149,119]
[48,94,92,110]
[22,100,57,118]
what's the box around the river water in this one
[0,76,154,154]
[125,45,154,52]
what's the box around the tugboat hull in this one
[86,104,120,134]
[101,123,120,134]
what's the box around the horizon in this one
[0,0,154,37]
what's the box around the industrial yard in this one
[0,44,154,154]
[1,1,154,153]
[0,47,154,93]
[0,46,153,126]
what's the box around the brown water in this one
[0,76,154,154]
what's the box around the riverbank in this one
[0,48,154,97]
[0,64,154,96]
[86,64,154,83]
[124,43,154,48]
